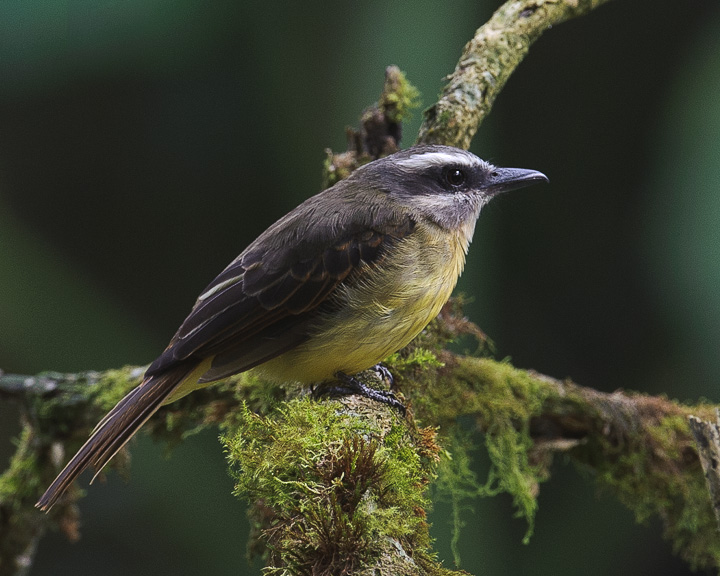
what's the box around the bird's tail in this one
[36,361,204,511]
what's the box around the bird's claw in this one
[313,371,406,416]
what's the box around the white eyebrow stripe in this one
[394,151,481,171]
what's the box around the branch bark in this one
[2,304,719,573]
[417,0,615,148]
[688,411,720,530]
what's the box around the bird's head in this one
[350,145,548,230]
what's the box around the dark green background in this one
[1,0,719,574]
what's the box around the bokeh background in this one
[1,0,719,574]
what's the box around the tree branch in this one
[417,0,615,148]
[2,303,719,573]
[688,411,720,530]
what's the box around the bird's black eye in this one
[444,167,467,187]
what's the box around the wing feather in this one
[146,205,416,381]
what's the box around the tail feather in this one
[36,363,196,511]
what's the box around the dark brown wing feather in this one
[146,219,415,383]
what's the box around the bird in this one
[36,144,547,511]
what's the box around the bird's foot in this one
[369,363,394,387]
[313,370,405,415]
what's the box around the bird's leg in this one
[313,369,406,415]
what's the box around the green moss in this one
[90,367,144,409]
[385,307,720,566]
[433,428,483,565]
[386,347,444,373]
[0,425,42,509]
[591,409,720,568]
[380,67,421,123]
[30,367,143,440]
[0,423,56,572]
[222,398,442,575]
[381,313,550,550]
[230,371,289,415]
[395,354,551,553]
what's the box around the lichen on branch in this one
[417,0,615,149]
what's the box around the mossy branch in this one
[2,303,719,573]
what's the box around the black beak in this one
[484,167,548,197]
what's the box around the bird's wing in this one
[146,211,415,382]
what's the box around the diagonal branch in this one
[417,0,615,149]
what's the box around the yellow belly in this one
[256,223,470,384]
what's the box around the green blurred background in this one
[1,0,719,574]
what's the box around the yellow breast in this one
[257,221,473,384]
